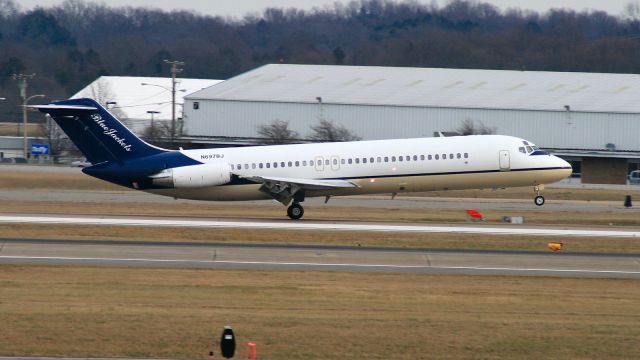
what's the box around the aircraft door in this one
[499,150,510,171]
[330,156,340,171]
[315,156,324,171]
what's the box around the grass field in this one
[1,266,639,360]
[0,123,42,137]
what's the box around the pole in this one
[163,59,184,147]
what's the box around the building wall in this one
[581,157,628,184]
[184,99,640,151]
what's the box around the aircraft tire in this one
[534,195,545,206]
[287,203,304,220]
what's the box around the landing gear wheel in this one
[534,195,545,206]
[287,203,304,220]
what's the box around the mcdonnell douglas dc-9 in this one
[35,98,572,219]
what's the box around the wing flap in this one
[241,175,358,190]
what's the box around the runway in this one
[1,214,639,237]
[1,238,639,278]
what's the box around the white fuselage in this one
[148,135,571,201]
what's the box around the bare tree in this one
[308,119,361,142]
[257,119,299,144]
[38,115,70,162]
[456,119,496,136]
[77,77,126,119]
[142,120,171,145]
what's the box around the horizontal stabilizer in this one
[29,104,98,111]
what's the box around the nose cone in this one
[553,155,573,178]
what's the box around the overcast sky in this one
[15,0,638,18]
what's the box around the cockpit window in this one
[526,146,533,153]
[519,147,526,154]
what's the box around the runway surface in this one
[1,238,639,278]
[1,214,639,237]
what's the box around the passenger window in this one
[259,163,264,169]
[363,158,368,164]
[428,155,432,160]
[252,163,256,169]
[399,156,403,162]
[237,163,241,169]
[420,155,424,160]
[310,160,314,166]
[281,162,285,167]
[406,156,410,161]
[370,157,374,163]
[384,156,389,162]
[244,164,249,169]
[391,156,396,162]
[348,159,353,164]
[435,154,439,160]
[377,157,381,163]
[325,159,330,166]
[355,158,360,164]
[295,161,299,167]
[230,164,235,170]
[288,161,292,167]
[457,153,461,159]
[266,163,270,168]
[464,153,469,159]
[303,160,307,166]
[442,154,446,160]
[333,158,338,165]
[341,159,345,165]
[274,162,278,168]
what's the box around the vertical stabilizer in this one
[35,98,166,164]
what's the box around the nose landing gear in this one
[534,185,545,206]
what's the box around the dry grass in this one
[2,168,640,200]
[0,266,638,360]
[0,123,42,137]
[2,223,640,254]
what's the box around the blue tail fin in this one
[35,98,166,164]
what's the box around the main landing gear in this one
[534,185,545,206]
[287,202,304,220]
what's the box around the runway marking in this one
[1,255,639,276]
[0,215,639,238]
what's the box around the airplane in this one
[34,98,572,219]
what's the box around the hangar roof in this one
[72,76,222,120]
[187,64,640,113]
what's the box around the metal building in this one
[184,64,640,184]
[73,76,222,134]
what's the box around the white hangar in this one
[184,64,640,184]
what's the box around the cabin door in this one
[499,150,510,171]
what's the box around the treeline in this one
[2,0,640,120]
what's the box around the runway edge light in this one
[548,242,563,251]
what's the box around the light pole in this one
[21,94,45,158]
[146,110,160,127]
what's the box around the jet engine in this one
[150,163,231,188]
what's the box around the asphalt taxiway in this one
[1,238,639,278]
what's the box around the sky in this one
[15,0,639,18]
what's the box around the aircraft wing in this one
[240,175,359,205]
